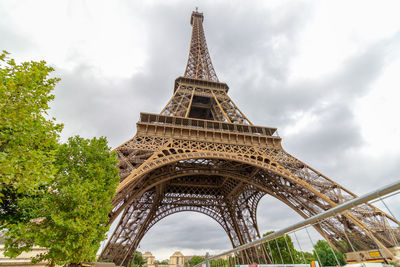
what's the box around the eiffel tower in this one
[100,10,400,265]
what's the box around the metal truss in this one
[184,11,218,82]
[161,77,252,124]
[99,10,400,266]
[207,180,400,264]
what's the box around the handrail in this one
[203,180,400,261]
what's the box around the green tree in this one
[131,251,146,267]
[0,51,62,226]
[4,136,120,266]
[210,258,227,267]
[303,251,316,264]
[263,231,303,264]
[190,256,205,267]
[313,240,346,266]
[155,260,169,265]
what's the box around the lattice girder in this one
[161,78,252,124]
[184,11,218,82]
[111,132,399,232]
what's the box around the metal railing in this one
[194,180,400,267]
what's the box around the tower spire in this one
[184,10,219,82]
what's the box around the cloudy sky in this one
[2,0,400,260]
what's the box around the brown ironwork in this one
[184,11,218,82]
[100,10,400,266]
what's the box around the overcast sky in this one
[2,0,400,261]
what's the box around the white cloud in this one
[290,0,400,80]
[355,57,400,156]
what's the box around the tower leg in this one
[222,190,271,264]
[100,191,160,266]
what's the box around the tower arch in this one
[102,154,398,265]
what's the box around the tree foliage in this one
[155,260,169,265]
[262,231,346,266]
[263,231,303,264]
[0,51,62,226]
[210,258,227,267]
[313,240,346,266]
[189,256,205,267]
[4,136,119,265]
[131,251,147,267]
[302,251,316,264]
[1,52,120,266]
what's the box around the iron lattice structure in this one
[100,11,400,265]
